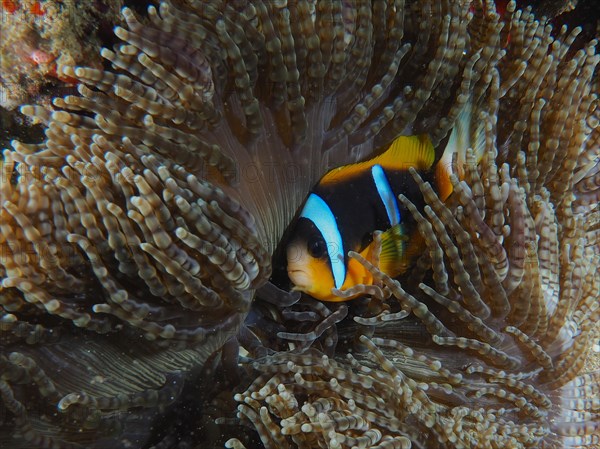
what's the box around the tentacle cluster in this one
[0,0,598,448]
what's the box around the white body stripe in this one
[371,164,401,226]
[300,193,346,289]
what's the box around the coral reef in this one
[0,0,123,110]
[0,0,598,448]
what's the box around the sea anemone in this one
[0,1,598,448]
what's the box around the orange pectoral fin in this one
[376,224,411,278]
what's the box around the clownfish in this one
[286,107,484,301]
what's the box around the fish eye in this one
[307,238,326,259]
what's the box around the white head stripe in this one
[299,193,346,289]
[371,164,401,226]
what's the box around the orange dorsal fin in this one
[320,135,436,185]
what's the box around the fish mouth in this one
[287,268,310,290]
